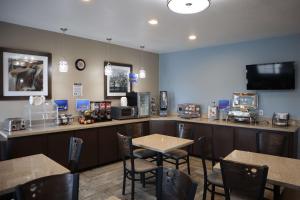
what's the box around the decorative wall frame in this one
[104,61,132,99]
[0,47,52,100]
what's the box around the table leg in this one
[274,185,281,200]
[157,153,163,166]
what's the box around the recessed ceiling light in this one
[168,0,210,14]
[82,0,91,2]
[189,35,197,40]
[148,19,158,25]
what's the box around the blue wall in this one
[159,35,300,119]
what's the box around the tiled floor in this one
[79,157,225,200]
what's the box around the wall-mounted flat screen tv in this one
[246,62,295,90]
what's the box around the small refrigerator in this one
[126,92,151,118]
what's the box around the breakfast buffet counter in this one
[1,116,298,139]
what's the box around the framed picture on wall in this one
[104,61,132,99]
[0,47,52,100]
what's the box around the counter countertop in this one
[0,116,298,139]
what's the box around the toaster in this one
[3,118,27,132]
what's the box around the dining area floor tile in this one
[79,156,273,200]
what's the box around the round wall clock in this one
[75,59,86,71]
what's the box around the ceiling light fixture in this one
[58,28,68,73]
[167,0,210,14]
[148,19,158,25]
[81,0,91,2]
[139,45,146,79]
[189,35,197,40]
[104,38,113,76]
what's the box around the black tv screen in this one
[246,62,295,90]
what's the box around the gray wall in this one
[159,35,300,119]
[0,22,159,122]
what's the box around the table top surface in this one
[214,150,300,190]
[132,133,194,153]
[0,154,70,193]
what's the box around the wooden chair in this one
[220,159,269,200]
[117,133,159,200]
[16,173,79,200]
[125,123,157,161]
[257,131,286,198]
[157,167,198,200]
[197,137,224,200]
[163,124,192,174]
[68,137,83,173]
[257,131,287,156]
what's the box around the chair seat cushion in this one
[207,171,223,187]
[133,149,157,159]
[126,159,158,173]
[164,149,188,159]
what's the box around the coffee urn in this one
[159,91,168,117]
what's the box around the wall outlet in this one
[259,109,264,116]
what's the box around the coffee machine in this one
[90,101,112,122]
[160,91,168,117]
[126,92,151,118]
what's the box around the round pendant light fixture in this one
[167,0,210,14]
[104,37,113,76]
[58,28,69,73]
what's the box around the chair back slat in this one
[117,133,135,170]
[220,159,268,200]
[16,173,79,200]
[68,137,83,173]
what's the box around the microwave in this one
[111,106,137,120]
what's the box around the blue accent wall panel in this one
[159,35,300,119]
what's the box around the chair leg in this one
[131,172,135,200]
[141,173,145,188]
[186,155,191,175]
[202,182,207,200]
[211,184,215,200]
[176,159,179,169]
[122,169,126,195]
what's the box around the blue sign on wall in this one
[76,99,90,112]
[55,100,68,111]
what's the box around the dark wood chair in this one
[68,137,83,173]
[196,136,224,200]
[16,173,79,200]
[125,123,157,161]
[0,140,10,161]
[163,124,192,174]
[257,131,287,157]
[220,159,269,200]
[257,131,286,198]
[157,167,198,200]
[117,133,159,200]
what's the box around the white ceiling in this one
[0,0,300,53]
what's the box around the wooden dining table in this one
[132,133,194,166]
[214,150,300,200]
[0,154,70,195]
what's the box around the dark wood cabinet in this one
[213,126,234,160]
[149,120,177,136]
[46,131,74,167]
[74,128,98,170]
[192,124,213,158]
[234,128,257,152]
[9,135,47,159]
[98,126,119,165]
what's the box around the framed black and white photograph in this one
[0,48,52,100]
[104,61,132,99]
